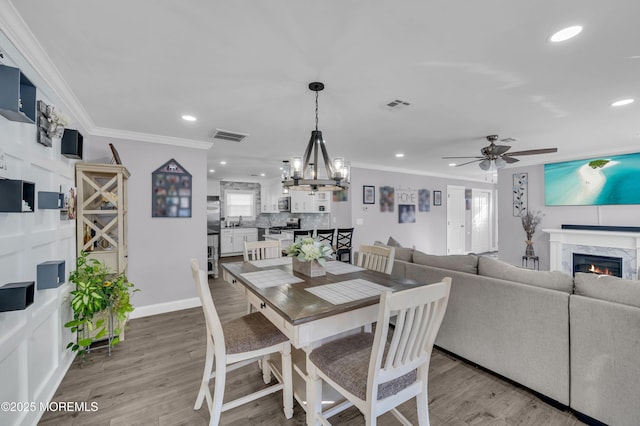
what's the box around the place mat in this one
[240,268,303,289]
[249,257,292,268]
[306,279,389,305]
[324,261,366,275]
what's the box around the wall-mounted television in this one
[544,152,640,206]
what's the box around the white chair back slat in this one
[243,240,281,261]
[356,244,396,274]
[370,278,451,400]
[191,259,226,358]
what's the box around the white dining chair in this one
[190,259,293,426]
[243,239,282,261]
[307,277,451,426]
[356,244,396,275]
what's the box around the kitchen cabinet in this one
[260,180,284,213]
[220,227,258,256]
[290,190,331,213]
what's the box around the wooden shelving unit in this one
[75,163,130,274]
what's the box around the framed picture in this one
[433,190,442,206]
[363,185,375,204]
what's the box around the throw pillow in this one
[574,272,640,308]
[387,236,402,247]
[373,240,413,262]
[478,256,573,293]
[412,250,479,274]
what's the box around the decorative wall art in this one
[433,191,442,206]
[418,189,430,212]
[398,204,416,223]
[545,152,640,206]
[379,186,394,212]
[332,188,348,202]
[513,172,528,216]
[36,100,68,147]
[152,159,192,218]
[363,185,375,204]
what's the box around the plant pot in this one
[525,240,535,257]
[292,257,325,277]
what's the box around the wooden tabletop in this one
[222,261,421,326]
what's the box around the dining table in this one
[221,257,424,425]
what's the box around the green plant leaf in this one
[95,328,107,339]
[110,337,120,347]
[78,338,92,347]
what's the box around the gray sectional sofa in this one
[382,243,640,426]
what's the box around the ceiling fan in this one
[443,135,558,170]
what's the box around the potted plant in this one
[521,210,544,257]
[285,236,333,277]
[64,251,138,361]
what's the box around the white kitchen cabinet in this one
[290,190,331,213]
[260,181,279,213]
[220,228,258,256]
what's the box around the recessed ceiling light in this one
[181,115,197,122]
[550,25,583,42]
[260,173,265,177]
[448,163,457,167]
[395,153,404,158]
[611,98,635,107]
[220,161,227,165]
[209,169,215,173]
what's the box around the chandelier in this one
[282,82,349,193]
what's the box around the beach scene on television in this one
[544,152,640,206]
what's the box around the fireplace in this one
[572,253,623,277]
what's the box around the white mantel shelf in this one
[543,228,640,279]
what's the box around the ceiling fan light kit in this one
[282,82,350,193]
[443,134,558,170]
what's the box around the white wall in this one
[349,167,496,255]
[0,31,79,426]
[89,136,207,316]
[497,164,640,270]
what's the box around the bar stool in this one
[336,228,354,263]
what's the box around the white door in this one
[447,186,466,254]
[471,189,491,254]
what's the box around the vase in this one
[525,240,535,257]
[292,257,325,277]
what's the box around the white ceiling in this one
[4,0,640,182]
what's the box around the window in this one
[225,190,255,220]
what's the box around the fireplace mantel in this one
[543,228,640,280]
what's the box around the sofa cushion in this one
[478,256,573,293]
[375,240,414,262]
[574,272,640,308]
[412,250,478,275]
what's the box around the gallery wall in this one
[349,167,496,255]
[497,164,640,270]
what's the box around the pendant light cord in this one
[315,90,319,132]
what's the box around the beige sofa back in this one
[398,260,571,405]
[569,273,640,426]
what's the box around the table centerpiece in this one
[285,236,333,277]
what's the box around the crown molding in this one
[350,161,496,184]
[91,127,213,150]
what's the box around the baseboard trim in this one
[130,297,201,319]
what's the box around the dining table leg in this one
[306,347,323,426]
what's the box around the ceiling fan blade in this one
[442,156,484,159]
[502,156,520,164]
[455,159,483,167]
[494,145,511,155]
[505,148,558,156]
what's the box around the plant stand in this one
[79,307,126,357]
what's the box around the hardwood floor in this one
[40,262,583,426]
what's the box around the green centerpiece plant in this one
[64,250,138,361]
[285,237,333,277]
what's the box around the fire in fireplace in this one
[572,253,622,277]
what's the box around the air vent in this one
[211,129,249,143]
[386,99,411,110]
